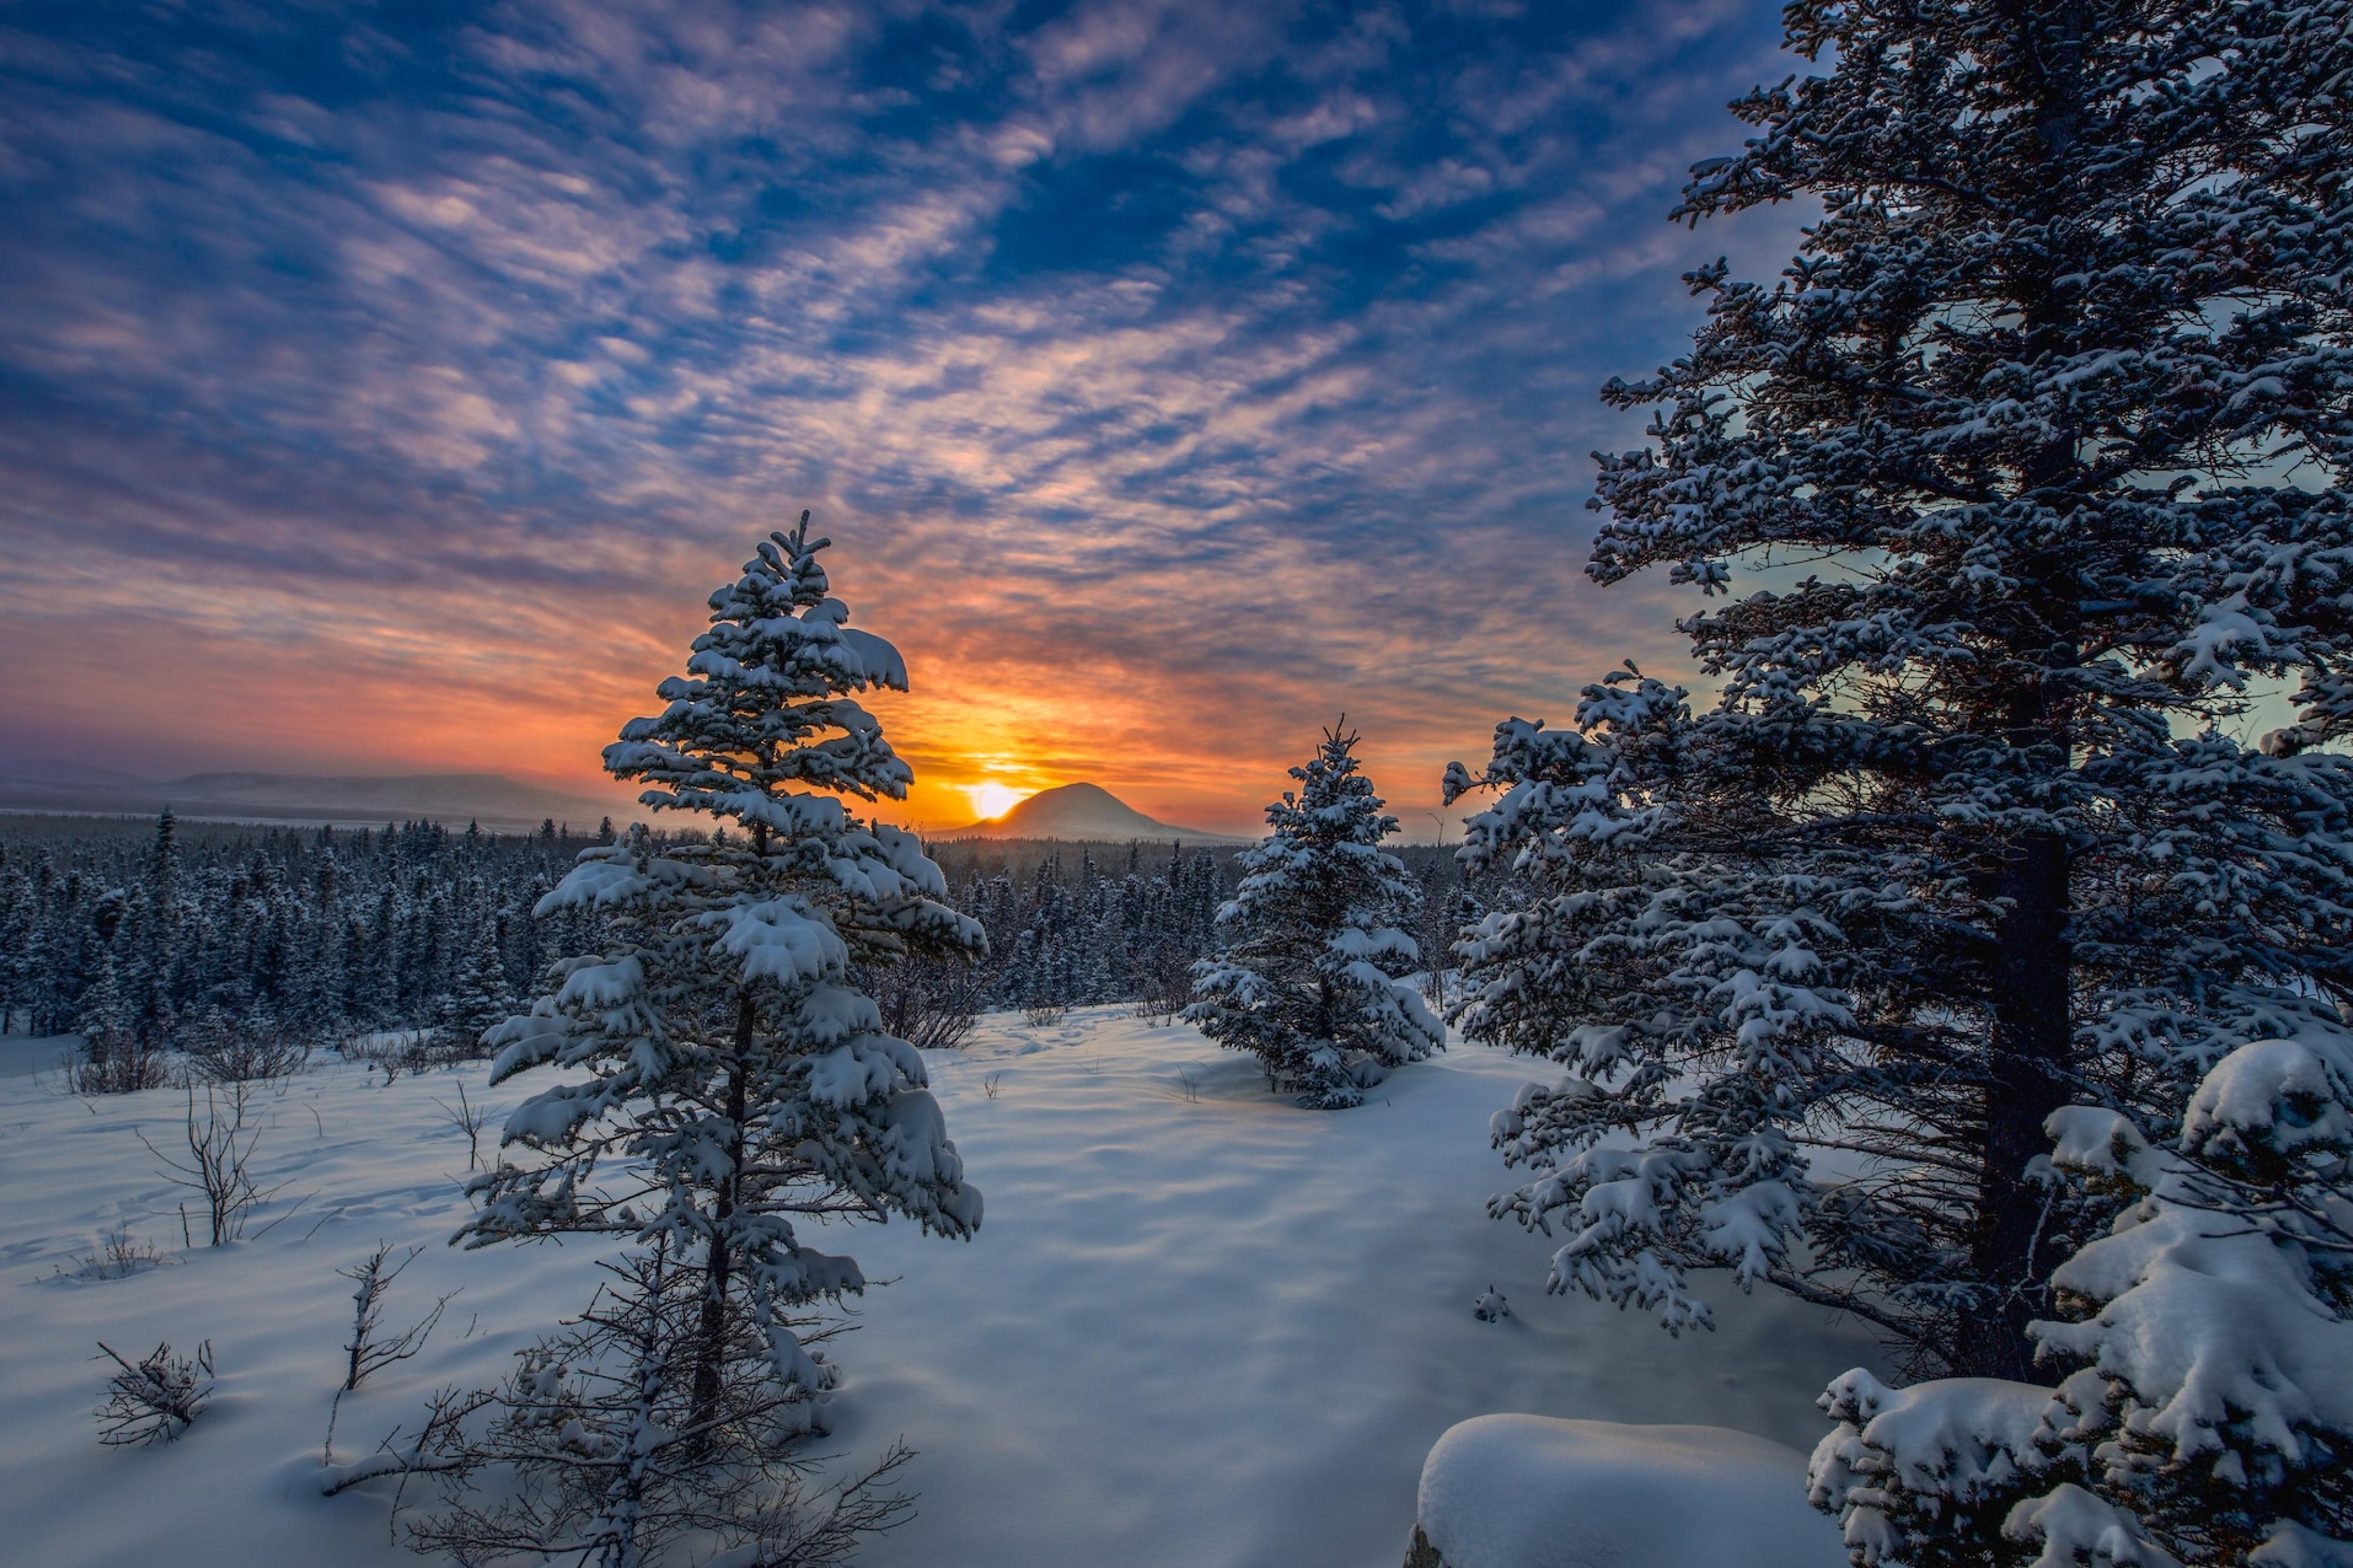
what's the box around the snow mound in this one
[1417,1414,1844,1568]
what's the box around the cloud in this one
[0,0,1807,835]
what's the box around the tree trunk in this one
[1957,826,2072,1380]
[691,992,754,1424]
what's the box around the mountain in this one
[0,763,622,833]
[941,782,1241,844]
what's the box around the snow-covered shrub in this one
[338,1242,452,1393]
[1447,0,2353,1379]
[431,517,981,1562]
[1188,725,1444,1107]
[95,1338,214,1447]
[51,1224,172,1282]
[1808,1028,2353,1566]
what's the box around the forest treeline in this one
[0,810,1472,1050]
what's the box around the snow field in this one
[0,1013,1884,1567]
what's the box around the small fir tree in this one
[453,516,982,1558]
[1188,725,1444,1107]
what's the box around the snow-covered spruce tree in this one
[75,948,133,1051]
[1808,1025,2353,1567]
[72,947,164,1093]
[451,515,982,1561]
[1447,0,2353,1379]
[438,913,514,1059]
[1189,725,1443,1107]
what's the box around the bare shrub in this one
[188,1020,312,1085]
[95,1339,214,1446]
[72,1037,171,1095]
[344,1033,437,1086]
[861,953,985,1051]
[1022,998,1071,1028]
[431,1082,494,1170]
[1126,941,1199,1025]
[52,1224,174,1282]
[1415,888,1479,1013]
[428,1015,502,1065]
[139,1082,287,1245]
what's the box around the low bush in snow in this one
[50,1223,173,1282]
[95,1339,215,1447]
[1809,1029,2353,1566]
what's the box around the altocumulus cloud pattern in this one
[0,0,1807,828]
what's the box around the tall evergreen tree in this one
[121,808,184,1049]
[1448,0,2353,1378]
[465,515,983,1524]
[1191,725,1444,1107]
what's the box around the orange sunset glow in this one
[962,781,1032,822]
[0,0,1744,842]
[0,499,1687,841]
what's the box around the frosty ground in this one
[0,1010,1883,1567]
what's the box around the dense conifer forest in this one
[0,811,1471,1050]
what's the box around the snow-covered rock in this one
[1412,1414,1845,1568]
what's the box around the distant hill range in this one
[0,761,621,833]
[941,782,1241,845]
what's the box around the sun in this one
[966,781,1029,820]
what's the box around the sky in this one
[0,0,1814,838]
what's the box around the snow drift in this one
[1411,1414,1845,1568]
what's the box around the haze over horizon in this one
[0,1,1814,838]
